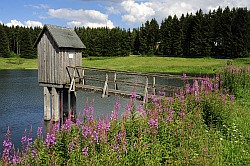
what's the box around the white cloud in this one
[106,6,120,14]
[121,0,155,24]
[48,8,115,28]
[24,20,43,27]
[25,4,50,9]
[6,20,24,27]
[118,0,250,26]
[6,19,43,27]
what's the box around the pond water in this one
[0,70,184,154]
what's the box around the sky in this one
[0,0,249,29]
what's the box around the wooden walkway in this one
[66,66,186,103]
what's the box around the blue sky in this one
[0,0,250,29]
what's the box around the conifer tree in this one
[20,28,36,58]
[0,24,10,57]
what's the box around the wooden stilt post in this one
[70,91,77,122]
[59,90,63,124]
[63,89,69,121]
[44,87,51,121]
[52,88,60,122]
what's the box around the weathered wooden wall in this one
[37,29,82,87]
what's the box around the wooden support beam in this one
[44,87,51,121]
[52,88,60,122]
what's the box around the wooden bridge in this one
[66,66,183,103]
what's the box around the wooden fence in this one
[66,66,187,103]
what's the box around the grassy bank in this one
[1,56,250,75]
[83,56,250,74]
[0,58,37,70]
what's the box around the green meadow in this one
[83,56,250,74]
[1,56,250,74]
[0,57,37,70]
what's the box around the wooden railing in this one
[66,66,186,103]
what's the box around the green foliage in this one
[221,66,250,98]
[0,24,10,57]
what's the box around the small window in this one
[69,53,74,59]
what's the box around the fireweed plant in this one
[1,66,250,165]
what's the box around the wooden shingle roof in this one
[34,24,86,49]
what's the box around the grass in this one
[1,56,250,75]
[0,57,37,70]
[83,56,250,75]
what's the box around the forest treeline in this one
[0,6,250,59]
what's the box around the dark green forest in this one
[0,7,250,59]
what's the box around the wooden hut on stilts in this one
[34,24,86,122]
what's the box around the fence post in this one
[82,68,85,85]
[102,73,109,98]
[152,76,156,95]
[143,76,149,104]
[114,72,118,90]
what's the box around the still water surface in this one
[0,70,184,154]
[0,70,136,153]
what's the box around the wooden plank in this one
[39,83,64,88]
[37,42,41,82]
[43,34,46,83]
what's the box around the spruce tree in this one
[171,15,182,56]
[0,24,10,57]
[20,28,36,58]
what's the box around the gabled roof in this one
[34,24,86,49]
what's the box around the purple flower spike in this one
[37,126,43,138]
[166,107,174,122]
[82,147,88,155]
[2,127,14,164]
[111,100,120,121]
[131,91,137,100]
[148,118,158,128]
[44,133,56,149]
[182,73,187,79]
[230,94,235,102]
[178,111,185,118]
